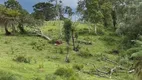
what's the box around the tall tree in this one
[65,6,74,19]
[76,0,87,21]
[63,19,72,63]
[33,2,56,21]
[4,0,22,34]
[0,4,20,35]
[116,0,142,47]
[86,0,104,34]
[4,0,22,10]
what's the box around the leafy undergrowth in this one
[0,23,134,80]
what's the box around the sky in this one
[0,0,78,13]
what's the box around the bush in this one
[54,67,81,80]
[54,68,75,77]
[13,55,31,63]
[30,40,46,51]
[78,48,92,58]
[73,64,84,71]
[0,71,19,80]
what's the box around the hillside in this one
[0,22,134,80]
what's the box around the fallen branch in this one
[101,56,118,65]
[36,33,52,41]
[30,28,52,41]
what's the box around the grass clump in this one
[30,40,46,51]
[54,67,80,79]
[77,48,92,58]
[54,68,74,77]
[54,67,81,80]
[13,55,31,63]
[73,64,84,71]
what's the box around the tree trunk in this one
[111,10,117,30]
[71,30,75,51]
[12,24,16,34]
[59,22,63,38]
[18,23,25,34]
[94,24,97,34]
[65,43,70,63]
[87,22,91,33]
[4,23,11,35]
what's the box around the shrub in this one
[13,55,31,63]
[73,64,84,71]
[54,68,80,80]
[30,40,47,51]
[78,48,92,58]
[54,68,75,77]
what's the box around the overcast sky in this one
[0,0,78,13]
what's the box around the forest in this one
[0,0,142,80]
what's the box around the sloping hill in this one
[0,22,133,80]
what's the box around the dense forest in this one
[0,0,142,80]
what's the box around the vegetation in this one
[0,0,141,80]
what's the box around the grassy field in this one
[0,22,134,80]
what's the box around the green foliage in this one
[116,0,142,41]
[4,0,22,10]
[65,6,74,18]
[86,0,104,23]
[30,41,46,51]
[73,64,84,71]
[126,36,142,79]
[63,19,72,43]
[33,2,56,21]
[4,9,20,17]
[54,67,75,77]
[13,55,31,63]
[78,48,92,58]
